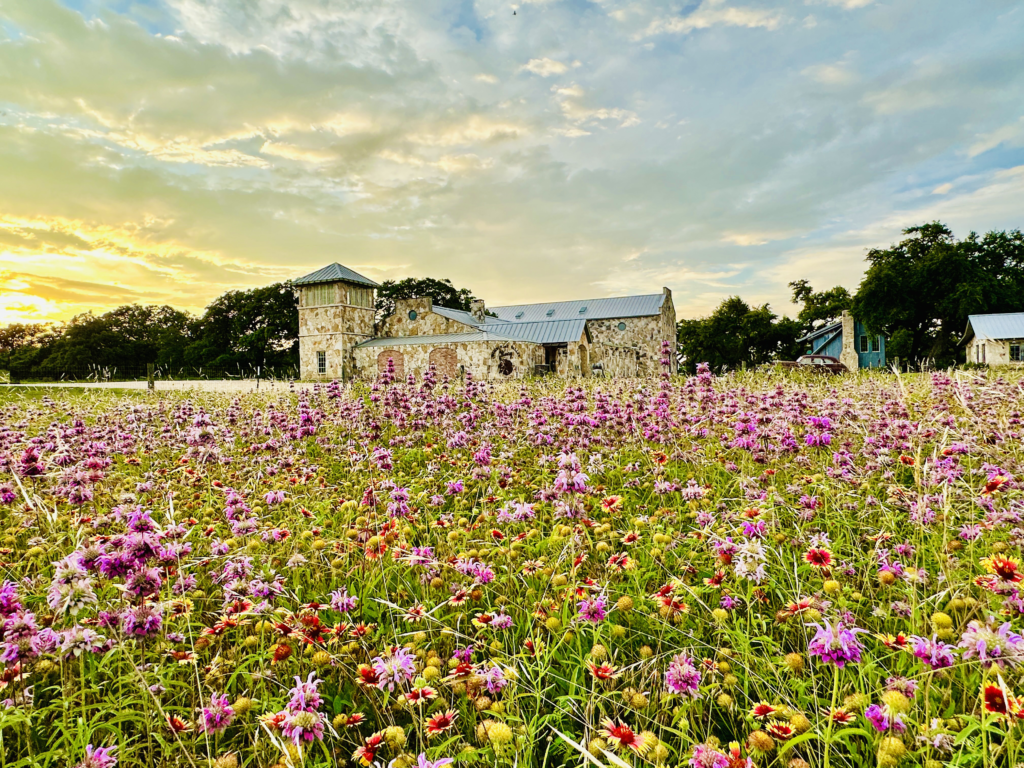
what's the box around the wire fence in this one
[4,362,299,384]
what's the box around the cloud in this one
[641,4,783,38]
[0,0,1021,326]
[520,57,569,77]
[967,117,1024,157]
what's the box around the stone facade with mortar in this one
[297,282,375,381]
[294,263,674,381]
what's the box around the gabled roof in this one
[962,313,1024,344]
[490,294,666,323]
[797,320,842,344]
[293,263,380,288]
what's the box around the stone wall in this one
[586,288,677,376]
[353,340,546,380]
[380,298,475,338]
[839,311,858,372]
[297,283,375,380]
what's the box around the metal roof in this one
[355,319,588,348]
[962,313,1024,344]
[355,331,520,348]
[490,293,665,322]
[293,263,380,288]
[486,319,589,344]
[797,320,842,343]
[431,306,509,328]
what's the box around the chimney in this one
[471,299,486,323]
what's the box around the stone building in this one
[294,262,676,380]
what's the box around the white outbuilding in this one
[962,313,1024,366]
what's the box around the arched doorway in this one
[429,347,457,378]
[578,345,589,376]
[377,350,405,378]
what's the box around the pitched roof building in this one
[292,263,676,380]
[962,313,1024,366]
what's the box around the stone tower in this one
[293,263,379,380]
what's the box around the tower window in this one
[316,351,326,375]
[617,322,627,331]
[408,310,418,321]
[308,284,335,306]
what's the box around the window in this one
[347,286,374,308]
[859,335,868,353]
[982,344,986,363]
[316,351,326,375]
[877,335,883,351]
[307,284,335,306]
[617,322,626,331]
[408,310,418,321]
[1012,344,1021,362]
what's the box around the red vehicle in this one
[777,354,847,373]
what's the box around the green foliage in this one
[789,280,852,333]
[375,277,478,324]
[676,296,802,373]
[185,282,299,372]
[852,221,1024,366]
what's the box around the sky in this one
[1,0,1023,325]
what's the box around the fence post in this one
[147,363,154,391]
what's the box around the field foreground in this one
[1,367,1023,768]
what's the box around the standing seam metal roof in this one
[355,318,588,348]
[293,263,380,288]
[490,294,665,322]
[963,313,1024,343]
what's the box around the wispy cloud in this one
[0,0,1020,324]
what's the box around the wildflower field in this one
[2,365,1024,768]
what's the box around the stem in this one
[823,665,840,768]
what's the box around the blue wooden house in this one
[797,310,886,370]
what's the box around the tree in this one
[676,296,802,374]
[852,222,1024,366]
[374,277,477,325]
[789,280,852,333]
[0,323,53,370]
[186,283,298,373]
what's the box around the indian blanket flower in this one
[807,619,866,668]
[665,652,701,697]
[425,709,458,736]
[959,618,1024,669]
[599,718,652,755]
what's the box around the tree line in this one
[3,222,1021,377]
[0,278,478,377]
[677,222,1024,373]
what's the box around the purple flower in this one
[689,744,731,768]
[807,619,866,668]
[372,647,417,691]
[959,617,1024,669]
[75,744,117,768]
[287,672,324,712]
[665,653,701,697]
[481,665,508,694]
[908,635,956,670]
[864,704,905,733]
[329,588,358,613]
[264,490,286,505]
[198,693,234,735]
[122,604,163,638]
[577,594,608,624]
[409,756,454,768]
